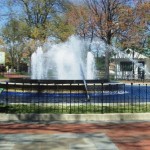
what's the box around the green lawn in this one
[0,104,150,114]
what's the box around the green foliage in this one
[2,19,29,42]
[47,16,75,42]
[95,57,105,71]
[2,18,29,71]
[142,48,150,57]
[14,0,71,41]
[0,74,6,79]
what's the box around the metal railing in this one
[0,80,150,114]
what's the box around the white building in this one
[112,49,150,80]
[0,52,5,65]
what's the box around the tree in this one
[1,0,75,73]
[136,1,150,53]
[47,15,75,42]
[2,18,28,71]
[12,0,69,41]
[76,0,125,80]
[68,0,149,80]
[67,4,95,41]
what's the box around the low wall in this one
[0,113,150,122]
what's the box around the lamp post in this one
[132,49,135,80]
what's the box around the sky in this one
[0,2,9,28]
[69,0,84,5]
[0,0,21,29]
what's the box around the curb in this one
[0,113,150,122]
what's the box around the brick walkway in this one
[0,121,150,150]
[3,73,28,79]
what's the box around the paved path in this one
[0,133,118,150]
[0,121,150,150]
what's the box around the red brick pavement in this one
[3,73,28,79]
[0,122,150,150]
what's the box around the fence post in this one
[123,84,126,111]
[138,84,140,111]
[37,82,40,113]
[146,84,147,111]
[5,82,8,107]
[101,83,104,114]
[131,83,133,113]
[94,83,95,113]
[117,84,119,113]
[70,82,72,114]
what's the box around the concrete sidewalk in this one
[0,133,119,150]
[0,121,150,150]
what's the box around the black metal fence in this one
[0,80,150,113]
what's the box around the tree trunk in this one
[105,50,110,81]
[105,31,112,82]
[10,57,15,72]
[16,59,20,72]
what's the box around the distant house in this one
[0,51,5,65]
[112,49,150,80]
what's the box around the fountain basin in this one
[1,78,123,93]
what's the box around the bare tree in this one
[84,0,124,80]
[83,0,149,80]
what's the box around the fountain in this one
[31,36,95,80]
[86,51,95,79]
[30,36,97,100]
[31,47,45,79]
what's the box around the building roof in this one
[113,49,148,59]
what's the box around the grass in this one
[0,103,150,114]
[0,74,7,79]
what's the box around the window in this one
[120,62,132,71]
